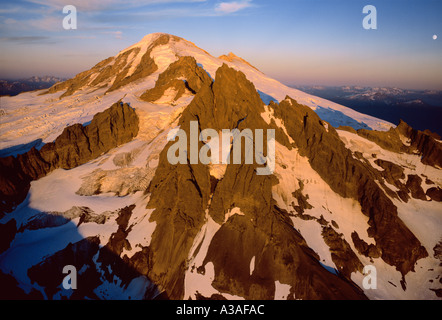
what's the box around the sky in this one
[0,0,441,90]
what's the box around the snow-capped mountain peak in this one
[0,33,440,301]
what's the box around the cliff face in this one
[272,98,428,276]
[144,64,367,300]
[42,34,180,98]
[396,120,442,169]
[357,120,442,169]
[143,65,433,299]
[140,56,212,103]
[0,102,139,216]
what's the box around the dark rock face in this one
[0,269,43,300]
[358,120,442,169]
[146,146,211,299]
[44,57,114,97]
[357,128,408,154]
[427,187,442,202]
[406,175,427,201]
[292,180,313,215]
[271,97,428,276]
[337,126,357,134]
[0,103,139,215]
[375,159,405,185]
[107,35,177,93]
[180,63,269,133]
[358,121,442,168]
[16,207,106,233]
[97,205,137,286]
[27,236,102,299]
[45,103,139,169]
[434,241,442,263]
[141,56,212,102]
[144,64,367,300]
[144,64,273,300]
[396,120,442,168]
[43,34,181,98]
[204,213,366,300]
[3,57,437,301]
[374,159,409,202]
[351,232,381,260]
[0,219,16,254]
[321,227,364,280]
[18,206,159,300]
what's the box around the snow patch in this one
[225,207,245,223]
[274,281,291,300]
[249,256,255,276]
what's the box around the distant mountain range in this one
[0,76,66,96]
[292,85,442,136]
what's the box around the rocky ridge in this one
[0,102,139,216]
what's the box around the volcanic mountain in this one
[0,33,441,300]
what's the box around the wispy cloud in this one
[27,16,63,31]
[0,0,256,48]
[3,18,18,25]
[25,0,208,12]
[101,30,123,39]
[0,7,22,14]
[215,0,253,14]
[0,36,54,44]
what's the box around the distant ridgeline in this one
[291,85,442,137]
[0,76,66,96]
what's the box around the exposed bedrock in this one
[0,102,139,216]
[145,64,367,299]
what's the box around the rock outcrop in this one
[357,120,442,169]
[374,159,409,201]
[351,232,381,260]
[357,127,408,154]
[0,102,139,216]
[427,187,442,202]
[271,97,428,276]
[140,56,212,103]
[107,35,178,93]
[0,219,16,254]
[321,226,364,280]
[396,120,442,168]
[406,175,427,201]
[27,236,102,299]
[42,34,181,98]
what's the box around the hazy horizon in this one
[1,0,441,90]
[3,75,442,93]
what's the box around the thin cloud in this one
[4,18,18,25]
[27,16,63,32]
[0,7,22,14]
[0,36,55,44]
[24,0,208,12]
[215,0,253,14]
[101,31,123,39]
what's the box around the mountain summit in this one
[0,33,441,300]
